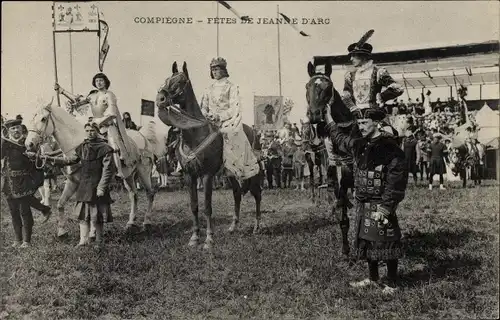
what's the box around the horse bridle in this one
[307,74,336,111]
[28,108,57,169]
[158,74,191,108]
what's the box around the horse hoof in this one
[252,227,260,235]
[188,237,199,247]
[143,224,152,234]
[203,242,213,250]
[125,224,140,234]
[57,232,69,241]
[89,236,96,242]
[228,223,238,233]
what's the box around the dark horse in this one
[156,62,262,249]
[305,61,359,257]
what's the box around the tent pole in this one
[479,84,482,100]
[450,86,452,99]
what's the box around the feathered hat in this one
[348,29,374,56]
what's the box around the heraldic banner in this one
[254,95,284,130]
[53,2,100,32]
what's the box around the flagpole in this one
[216,2,220,57]
[277,5,282,110]
[69,31,74,93]
[52,2,61,107]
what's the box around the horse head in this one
[25,100,56,151]
[156,61,204,129]
[305,62,354,125]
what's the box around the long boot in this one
[94,223,104,249]
[77,221,90,246]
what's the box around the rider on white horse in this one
[54,73,137,176]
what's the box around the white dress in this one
[200,78,259,180]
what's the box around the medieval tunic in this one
[1,138,44,199]
[342,60,404,111]
[1,137,45,243]
[200,77,260,179]
[403,137,418,176]
[326,123,408,260]
[53,138,114,223]
[429,142,446,175]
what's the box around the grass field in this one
[1,180,499,319]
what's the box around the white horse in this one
[25,102,164,238]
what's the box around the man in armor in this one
[54,73,137,176]
[200,57,260,182]
[325,105,408,295]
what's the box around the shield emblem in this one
[353,79,370,104]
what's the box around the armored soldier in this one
[55,73,137,176]
[28,122,115,248]
[200,57,260,182]
[2,119,51,248]
[325,106,409,294]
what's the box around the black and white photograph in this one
[1,1,499,319]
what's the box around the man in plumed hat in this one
[2,118,52,248]
[324,103,409,294]
[200,57,260,182]
[342,30,404,137]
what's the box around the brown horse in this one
[305,61,358,257]
[156,62,262,249]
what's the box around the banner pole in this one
[52,2,61,107]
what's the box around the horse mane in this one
[48,105,87,153]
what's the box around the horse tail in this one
[139,121,167,157]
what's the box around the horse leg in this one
[188,175,200,246]
[203,174,214,250]
[461,168,467,188]
[338,175,351,257]
[122,174,140,232]
[136,160,155,233]
[228,176,241,233]
[307,157,315,200]
[249,175,262,234]
[56,179,78,238]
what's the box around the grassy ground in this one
[1,180,499,319]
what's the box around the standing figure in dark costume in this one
[325,106,408,294]
[2,119,52,248]
[403,133,418,184]
[417,136,430,181]
[428,133,446,190]
[29,122,115,247]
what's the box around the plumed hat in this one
[348,29,374,56]
[348,43,373,55]
[4,119,22,129]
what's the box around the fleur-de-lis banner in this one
[52,2,99,32]
[98,12,110,72]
